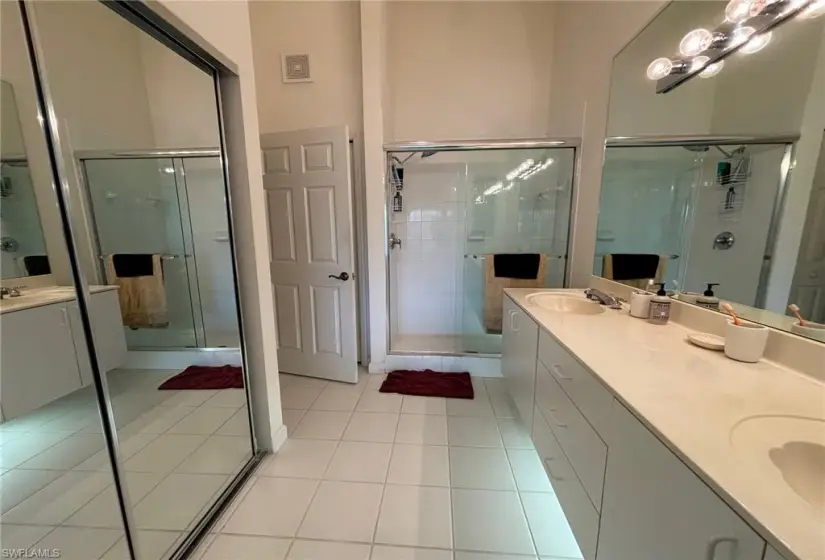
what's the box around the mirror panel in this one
[601,0,825,342]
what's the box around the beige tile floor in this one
[193,372,583,560]
[0,368,253,560]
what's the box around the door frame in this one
[350,135,371,366]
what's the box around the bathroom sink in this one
[730,415,825,512]
[526,293,605,315]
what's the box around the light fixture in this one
[725,0,754,22]
[647,57,673,80]
[729,26,756,47]
[699,60,725,78]
[679,28,713,56]
[800,0,825,18]
[483,182,504,196]
[740,30,772,53]
[505,159,534,181]
[748,0,769,16]
[691,55,710,72]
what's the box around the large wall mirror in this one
[1,2,257,559]
[598,0,825,343]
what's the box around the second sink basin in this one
[526,292,605,315]
[730,415,825,512]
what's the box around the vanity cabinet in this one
[68,290,127,386]
[501,293,774,560]
[501,295,539,430]
[1,302,83,420]
[597,402,766,560]
[763,547,787,560]
[1,290,126,420]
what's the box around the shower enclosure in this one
[385,140,578,356]
[78,150,239,350]
[596,137,795,306]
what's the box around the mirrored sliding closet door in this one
[1,2,257,559]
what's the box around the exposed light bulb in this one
[699,60,725,78]
[748,0,769,16]
[646,57,673,80]
[730,26,755,48]
[679,28,713,56]
[691,56,710,72]
[800,0,825,18]
[740,31,772,53]
[725,0,753,22]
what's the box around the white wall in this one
[139,35,221,149]
[250,0,363,135]
[547,1,665,288]
[158,0,284,450]
[386,1,556,141]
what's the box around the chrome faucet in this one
[0,286,24,299]
[584,288,622,309]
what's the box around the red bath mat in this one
[380,370,474,399]
[158,365,244,390]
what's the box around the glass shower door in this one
[460,147,576,354]
[84,158,200,348]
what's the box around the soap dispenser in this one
[697,283,720,311]
[648,282,671,325]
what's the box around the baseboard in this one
[269,423,288,453]
[123,349,242,370]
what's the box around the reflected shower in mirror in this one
[599,0,825,342]
[19,0,255,558]
[0,81,50,279]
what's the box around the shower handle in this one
[389,233,402,250]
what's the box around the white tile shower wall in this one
[392,165,466,336]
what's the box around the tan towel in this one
[483,254,548,333]
[105,254,169,328]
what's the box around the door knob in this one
[329,272,349,281]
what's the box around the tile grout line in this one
[367,390,400,555]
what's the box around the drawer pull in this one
[705,537,737,560]
[550,364,571,380]
[546,408,567,428]
[509,310,519,332]
[543,458,564,481]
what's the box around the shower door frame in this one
[604,135,799,306]
[383,138,582,358]
[76,148,226,350]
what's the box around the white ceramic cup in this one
[790,321,825,343]
[724,320,769,363]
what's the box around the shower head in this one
[683,146,710,153]
[421,151,438,159]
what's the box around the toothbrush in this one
[722,303,743,326]
[788,303,808,327]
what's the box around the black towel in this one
[493,254,540,280]
[610,254,659,281]
[112,254,155,278]
[23,255,51,276]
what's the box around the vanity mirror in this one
[598,0,825,342]
[0,80,50,279]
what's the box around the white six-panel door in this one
[261,126,358,383]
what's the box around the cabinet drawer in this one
[535,361,607,511]
[533,406,599,560]
[538,330,613,440]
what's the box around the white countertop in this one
[505,288,825,560]
[0,285,118,315]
